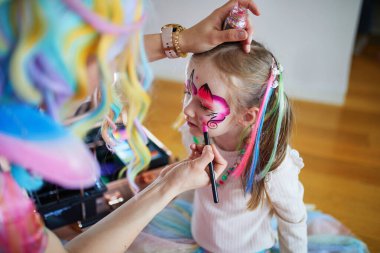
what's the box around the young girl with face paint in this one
[127,40,369,253]
[181,41,307,253]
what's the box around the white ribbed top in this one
[181,126,307,253]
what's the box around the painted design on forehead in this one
[186,69,230,129]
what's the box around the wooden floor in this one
[144,46,380,252]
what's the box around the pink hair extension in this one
[232,73,275,178]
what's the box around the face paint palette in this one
[27,125,172,229]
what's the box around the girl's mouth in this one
[187,121,198,128]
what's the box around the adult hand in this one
[181,0,260,54]
[188,143,207,160]
[159,145,227,194]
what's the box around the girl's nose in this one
[183,100,196,119]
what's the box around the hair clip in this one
[271,80,279,88]
[272,63,283,76]
[278,64,284,73]
[270,63,283,88]
[272,68,280,77]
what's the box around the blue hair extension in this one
[11,164,43,191]
[245,87,274,192]
[110,97,122,120]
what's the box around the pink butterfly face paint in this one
[185,69,230,129]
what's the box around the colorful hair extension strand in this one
[233,63,285,193]
[257,71,285,180]
[232,72,275,178]
[245,87,273,192]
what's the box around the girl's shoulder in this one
[269,146,304,175]
[264,146,304,190]
[264,146,306,215]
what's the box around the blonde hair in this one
[192,41,293,210]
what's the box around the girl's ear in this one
[239,107,259,127]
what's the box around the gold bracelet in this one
[173,26,188,58]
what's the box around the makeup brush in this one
[202,123,219,203]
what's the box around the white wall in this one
[144,0,362,105]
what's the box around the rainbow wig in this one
[232,61,285,193]
[0,0,152,189]
[0,0,153,251]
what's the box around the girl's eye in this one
[200,103,211,111]
[184,90,191,95]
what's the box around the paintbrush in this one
[203,123,219,203]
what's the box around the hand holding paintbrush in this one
[189,140,227,204]
[202,123,219,203]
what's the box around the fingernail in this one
[245,44,250,53]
